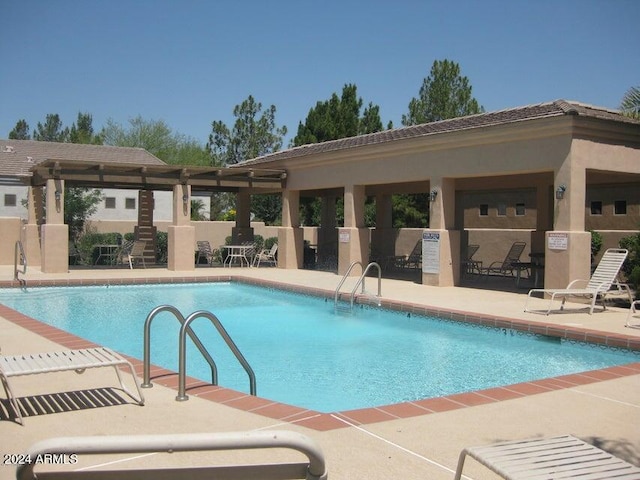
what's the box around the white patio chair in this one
[253,243,278,267]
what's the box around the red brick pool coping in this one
[1,275,639,431]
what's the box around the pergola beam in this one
[29,159,287,192]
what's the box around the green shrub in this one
[619,231,640,297]
[76,232,122,265]
[155,231,168,263]
[264,236,278,250]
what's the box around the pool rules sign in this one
[422,231,440,274]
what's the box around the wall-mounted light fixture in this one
[555,184,566,200]
[429,188,438,202]
[54,189,61,201]
[182,193,189,204]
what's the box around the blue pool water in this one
[0,282,637,412]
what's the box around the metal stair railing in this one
[334,261,363,309]
[176,310,256,401]
[14,240,27,288]
[142,305,256,401]
[142,305,218,389]
[334,261,382,312]
[349,262,382,309]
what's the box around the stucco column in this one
[41,178,69,273]
[422,177,459,286]
[338,184,369,275]
[544,167,590,289]
[278,189,303,268]
[371,194,394,264]
[168,184,195,271]
[317,196,337,269]
[531,178,552,255]
[232,190,254,244]
[23,186,42,266]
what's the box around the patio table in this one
[223,245,254,267]
[94,244,119,265]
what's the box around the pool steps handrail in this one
[334,261,382,312]
[14,240,27,287]
[176,310,257,401]
[349,262,382,309]
[142,305,219,389]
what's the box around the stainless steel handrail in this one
[14,240,27,283]
[349,262,382,309]
[177,310,256,401]
[142,305,218,388]
[334,261,363,308]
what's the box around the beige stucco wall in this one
[0,217,22,265]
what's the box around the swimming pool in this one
[0,282,637,412]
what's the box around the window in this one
[105,197,116,209]
[4,194,17,207]
[497,203,507,216]
[614,200,627,215]
[590,201,602,215]
[479,204,489,216]
[125,198,136,209]
[515,203,525,216]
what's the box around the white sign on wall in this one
[422,231,440,274]
[548,232,568,251]
[339,231,350,243]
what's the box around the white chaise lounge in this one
[454,435,640,480]
[524,248,629,315]
[0,347,144,424]
[16,430,328,480]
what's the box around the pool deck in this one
[1,265,639,479]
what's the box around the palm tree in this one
[190,199,208,221]
[620,86,640,119]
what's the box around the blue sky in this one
[1,0,638,147]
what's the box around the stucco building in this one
[1,100,639,292]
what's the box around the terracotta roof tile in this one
[238,100,640,166]
[0,140,165,180]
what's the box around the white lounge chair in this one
[0,347,144,425]
[128,240,147,269]
[524,248,629,315]
[253,243,278,267]
[454,435,640,480]
[16,430,327,480]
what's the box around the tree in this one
[9,119,30,139]
[292,84,384,146]
[206,95,288,224]
[402,59,483,126]
[293,84,385,227]
[65,188,103,241]
[207,95,287,165]
[190,199,208,221]
[620,86,640,119]
[101,116,210,165]
[69,112,103,144]
[33,114,69,142]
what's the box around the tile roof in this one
[0,139,166,181]
[238,100,640,166]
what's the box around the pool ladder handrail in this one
[14,240,27,287]
[334,261,382,311]
[141,305,256,401]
